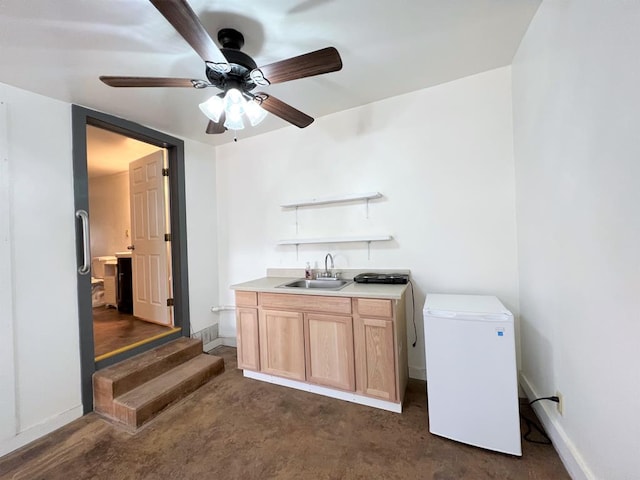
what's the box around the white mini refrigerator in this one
[423,294,521,456]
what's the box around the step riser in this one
[113,359,224,428]
[94,339,203,417]
[94,379,117,418]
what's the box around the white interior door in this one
[129,151,172,325]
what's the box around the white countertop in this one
[230,276,408,300]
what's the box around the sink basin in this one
[277,279,352,290]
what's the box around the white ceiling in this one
[86,125,162,178]
[0,0,540,146]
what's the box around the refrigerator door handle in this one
[425,309,457,318]
[426,310,512,322]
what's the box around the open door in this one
[129,151,173,326]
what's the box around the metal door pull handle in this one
[75,209,90,275]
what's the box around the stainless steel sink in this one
[277,278,352,290]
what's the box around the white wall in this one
[0,97,17,443]
[184,138,219,334]
[0,83,83,456]
[216,66,519,377]
[512,2,640,479]
[88,171,130,257]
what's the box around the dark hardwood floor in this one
[93,306,175,358]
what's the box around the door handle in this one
[75,209,91,275]
[127,245,135,250]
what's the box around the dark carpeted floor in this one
[0,346,570,479]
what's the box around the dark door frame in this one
[72,105,191,414]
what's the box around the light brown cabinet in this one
[354,316,396,401]
[236,307,260,371]
[235,291,259,371]
[353,298,407,403]
[235,289,407,410]
[258,308,306,381]
[304,313,355,391]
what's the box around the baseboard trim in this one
[244,370,402,413]
[0,405,83,457]
[203,336,236,351]
[203,338,222,351]
[519,373,594,480]
[409,366,426,380]
[220,336,237,347]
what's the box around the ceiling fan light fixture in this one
[244,100,268,126]
[99,1,344,136]
[199,95,224,122]
[223,88,246,118]
[224,115,245,130]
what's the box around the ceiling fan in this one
[99,0,343,135]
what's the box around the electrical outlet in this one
[556,391,563,415]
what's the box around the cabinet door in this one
[236,307,260,371]
[304,313,355,391]
[259,309,306,381]
[354,316,397,402]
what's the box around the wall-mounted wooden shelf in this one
[278,235,393,260]
[281,192,382,209]
[279,192,388,259]
[278,235,392,246]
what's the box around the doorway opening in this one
[73,105,191,414]
[86,126,179,361]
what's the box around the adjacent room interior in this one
[86,126,179,360]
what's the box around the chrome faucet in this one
[325,253,334,276]
[318,253,336,278]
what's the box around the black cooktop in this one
[354,273,409,284]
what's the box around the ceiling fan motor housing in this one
[206,28,257,93]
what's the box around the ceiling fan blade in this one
[206,113,227,134]
[100,76,206,88]
[254,93,314,128]
[254,47,342,85]
[149,0,229,70]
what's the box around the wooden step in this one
[93,337,203,417]
[112,354,224,428]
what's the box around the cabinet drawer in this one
[355,298,393,318]
[236,291,258,307]
[259,293,351,315]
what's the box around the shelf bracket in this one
[366,198,370,219]
[295,206,299,235]
[295,243,299,261]
[367,241,371,260]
